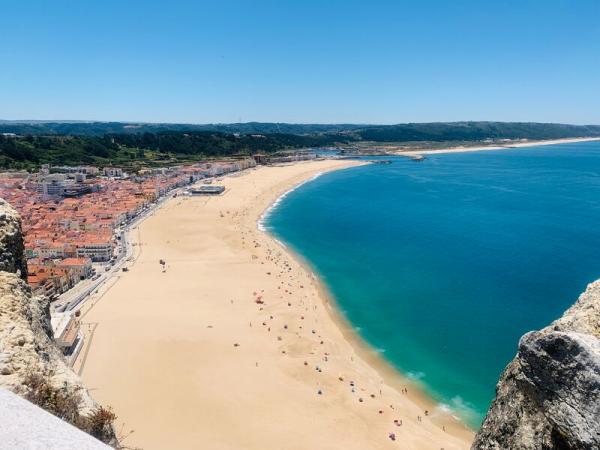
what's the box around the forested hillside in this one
[2,121,600,170]
[355,122,600,142]
[0,132,343,170]
[0,121,363,136]
[2,120,600,141]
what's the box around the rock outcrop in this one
[0,271,97,410]
[473,281,600,449]
[0,199,114,443]
[0,199,27,277]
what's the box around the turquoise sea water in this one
[264,141,600,427]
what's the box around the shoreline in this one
[259,168,477,427]
[398,136,600,156]
[77,159,473,449]
[267,233,475,425]
[257,170,325,232]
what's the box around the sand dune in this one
[77,159,473,449]
[401,137,600,155]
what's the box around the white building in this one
[34,175,68,197]
[57,257,93,281]
[76,241,113,262]
[36,245,67,259]
[103,167,123,178]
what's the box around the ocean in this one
[263,141,600,427]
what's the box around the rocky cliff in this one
[473,280,600,449]
[0,198,27,277]
[0,199,115,444]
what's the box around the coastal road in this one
[54,190,177,313]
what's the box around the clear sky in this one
[2,0,599,124]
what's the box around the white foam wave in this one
[436,395,480,424]
[274,238,287,249]
[406,371,426,381]
[257,171,324,231]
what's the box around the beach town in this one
[5,138,597,449]
[0,157,265,365]
[0,150,318,366]
[0,153,474,449]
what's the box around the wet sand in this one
[78,159,474,449]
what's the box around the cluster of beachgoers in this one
[73,159,473,449]
[70,138,600,447]
[69,160,473,449]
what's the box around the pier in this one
[399,154,426,162]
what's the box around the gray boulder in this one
[473,281,600,449]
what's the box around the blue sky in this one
[1,0,599,124]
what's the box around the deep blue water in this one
[265,141,600,427]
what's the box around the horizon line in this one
[2,119,600,127]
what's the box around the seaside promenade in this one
[77,159,473,449]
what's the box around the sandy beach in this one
[77,159,474,450]
[400,136,600,156]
